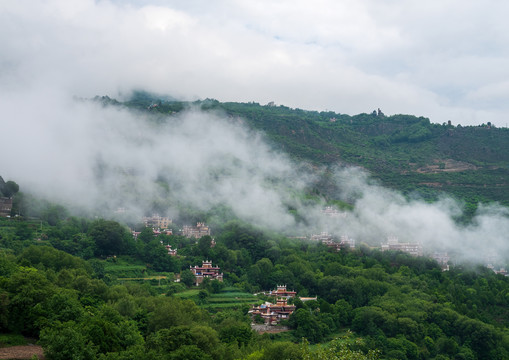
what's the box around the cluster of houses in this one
[140,207,509,286]
[133,208,458,277]
[310,231,356,251]
[381,236,423,257]
[182,222,211,238]
[312,207,455,271]
[310,230,452,271]
[249,285,318,325]
[487,265,509,276]
[249,285,297,325]
[249,297,296,325]
[485,254,509,276]
[128,207,509,278]
[133,219,306,325]
[431,252,450,271]
[132,216,216,257]
[143,214,172,229]
[321,206,347,218]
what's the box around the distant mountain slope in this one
[107,95,509,214]
[218,102,509,213]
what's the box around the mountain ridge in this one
[100,94,508,215]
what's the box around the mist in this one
[1,85,509,266]
[1,87,307,229]
[322,170,509,264]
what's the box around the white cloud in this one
[2,0,509,125]
[1,60,508,265]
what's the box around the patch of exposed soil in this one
[0,344,44,359]
[251,324,290,334]
[415,159,477,173]
[418,182,443,187]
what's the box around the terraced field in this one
[175,287,262,309]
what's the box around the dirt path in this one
[0,344,44,359]
[251,324,290,334]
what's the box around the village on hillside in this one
[110,204,508,329]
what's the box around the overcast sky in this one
[2,0,509,125]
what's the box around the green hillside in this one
[3,202,509,359]
[2,94,509,359]
[114,95,509,215]
[216,102,509,210]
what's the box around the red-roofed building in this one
[249,298,296,325]
[267,285,296,299]
[190,260,223,286]
[165,244,177,256]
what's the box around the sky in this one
[2,0,509,126]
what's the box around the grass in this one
[103,256,148,278]
[210,292,255,298]
[205,290,261,309]
[173,287,262,309]
[117,276,167,281]
[0,333,28,348]
[173,289,201,298]
[200,302,260,309]
[206,298,257,303]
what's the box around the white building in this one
[381,236,423,257]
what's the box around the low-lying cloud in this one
[2,0,509,266]
[2,87,509,266]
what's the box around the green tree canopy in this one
[88,220,132,257]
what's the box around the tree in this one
[137,227,154,244]
[168,345,212,360]
[300,333,380,360]
[351,307,395,337]
[334,299,353,326]
[14,222,34,240]
[32,290,85,329]
[261,341,305,360]
[180,269,196,287]
[143,239,176,272]
[197,235,213,257]
[210,279,225,294]
[41,204,68,226]
[18,245,91,273]
[3,181,19,198]
[289,308,324,344]
[146,298,206,333]
[80,306,143,354]
[146,324,219,359]
[39,321,97,360]
[248,258,273,289]
[218,320,253,346]
[6,267,55,335]
[198,289,209,304]
[88,220,132,257]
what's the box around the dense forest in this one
[2,175,509,359]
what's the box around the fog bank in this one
[1,88,508,265]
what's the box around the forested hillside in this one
[2,96,508,359]
[3,201,509,359]
[2,170,509,359]
[111,94,509,215]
